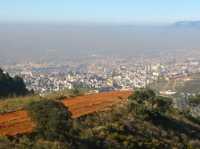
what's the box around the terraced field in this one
[0,110,34,136]
[0,91,132,136]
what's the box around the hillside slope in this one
[0,91,131,136]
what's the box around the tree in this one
[128,88,156,116]
[27,100,73,141]
[128,88,156,104]
[153,96,172,114]
[0,68,30,98]
[128,88,172,115]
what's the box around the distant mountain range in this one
[174,21,200,28]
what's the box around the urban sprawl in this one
[3,55,200,96]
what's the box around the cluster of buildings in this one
[3,55,200,94]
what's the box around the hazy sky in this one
[1,0,200,24]
[0,1,200,63]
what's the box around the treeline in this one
[0,68,32,98]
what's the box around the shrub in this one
[27,100,72,141]
[128,89,172,116]
[0,136,14,149]
[128,88,155,104]
[153,96,172,114]
[128,88,156,114]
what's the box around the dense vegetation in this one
[0,68,31,98]
[0,89,199,149]
[27,100,73,141]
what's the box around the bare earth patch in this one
[0,91,132,136]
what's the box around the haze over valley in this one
[1,21,200,63]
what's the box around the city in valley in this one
[2,52,200,96]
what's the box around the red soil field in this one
[0,91,132,136]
